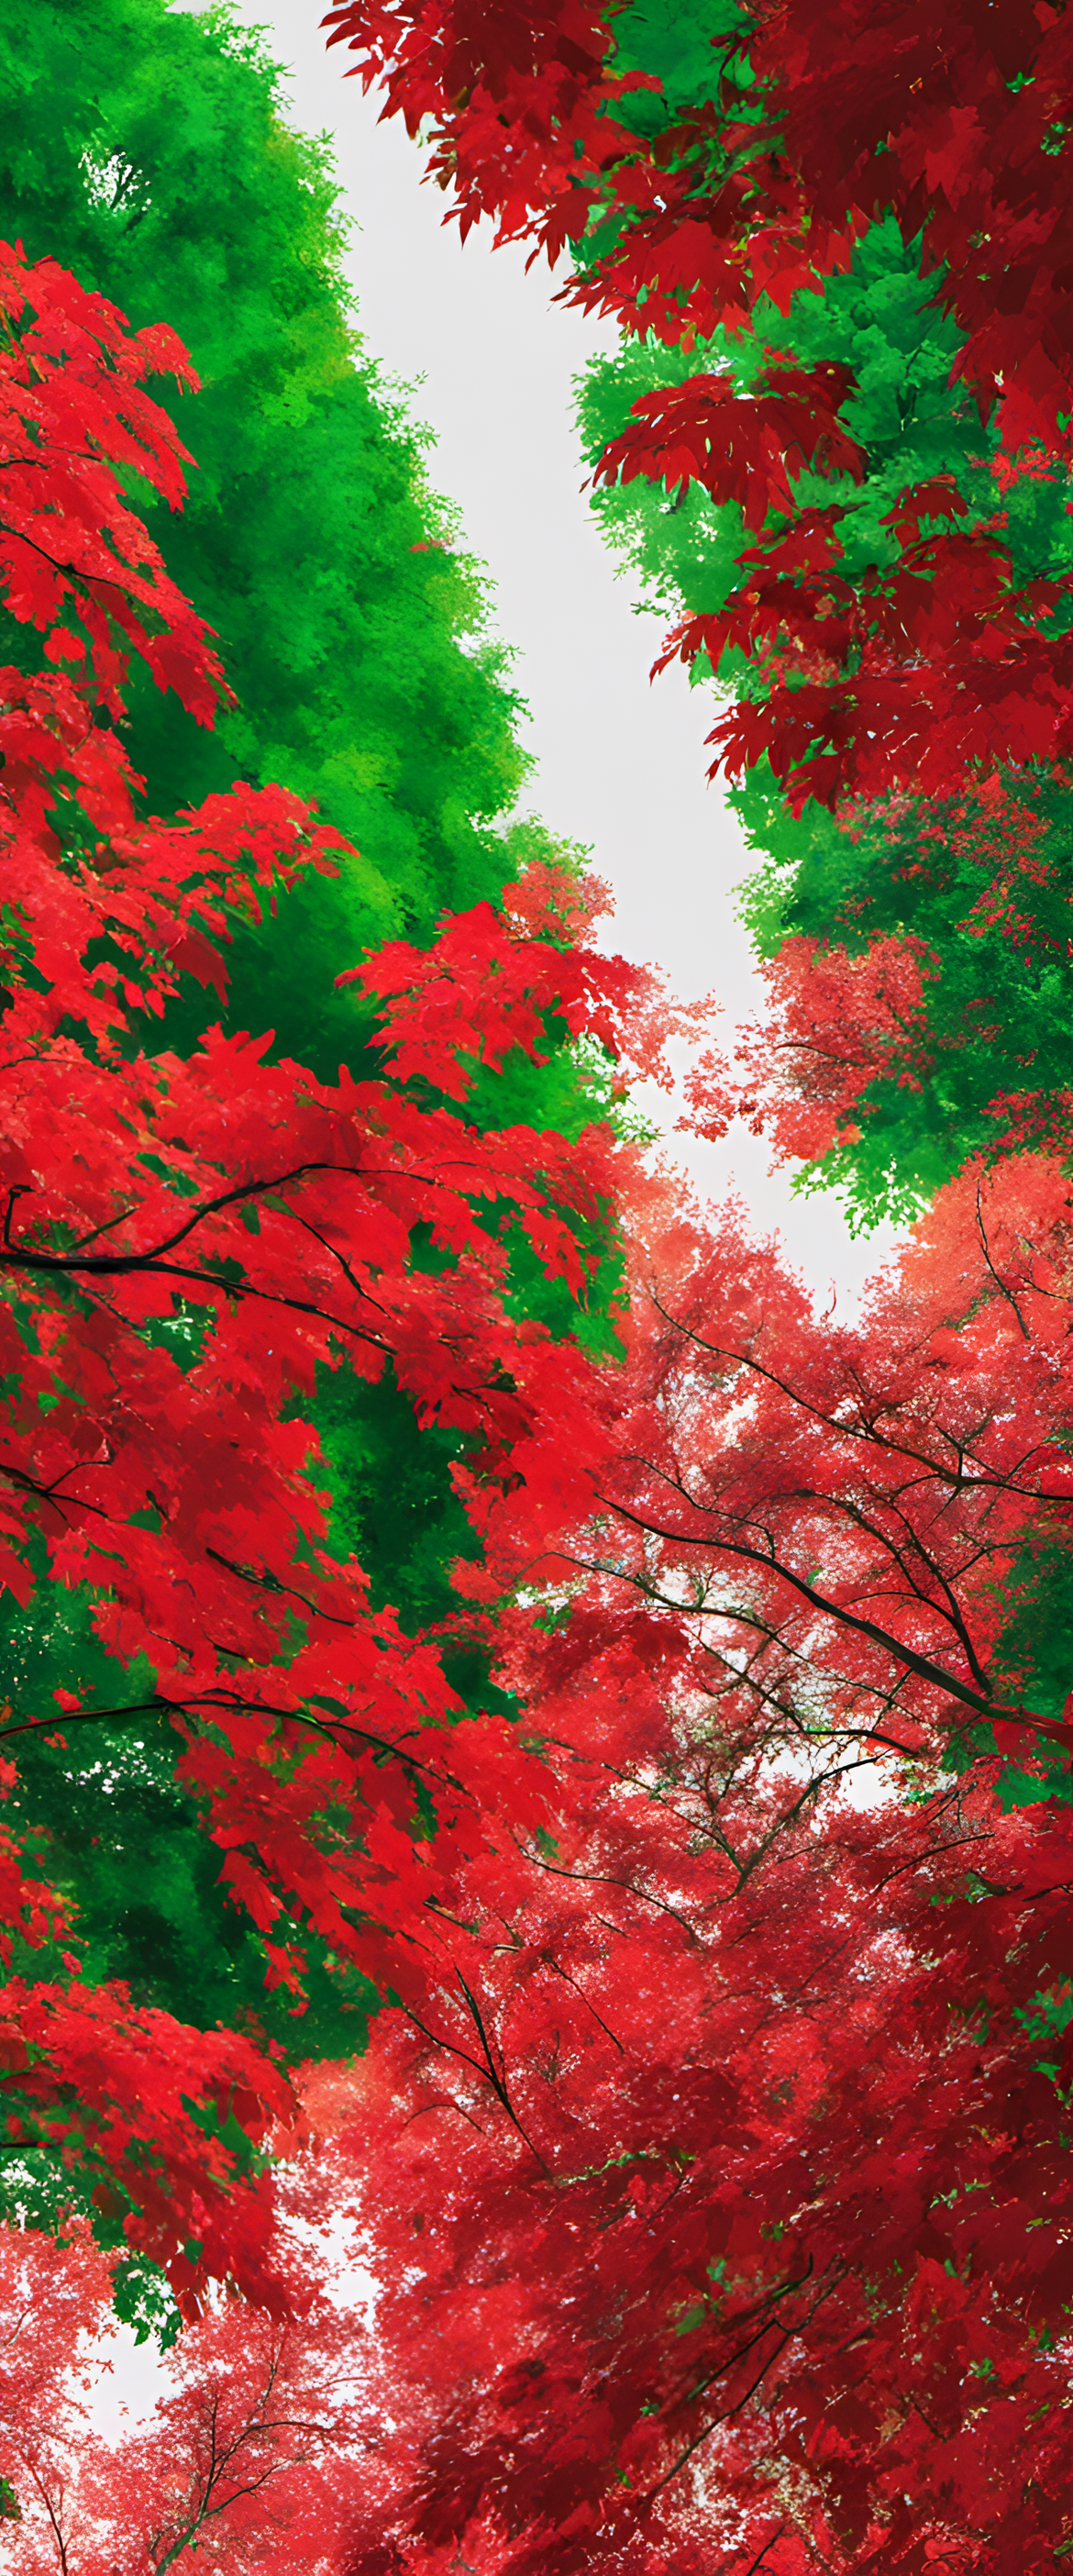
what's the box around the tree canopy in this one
[6,4,1073,2570]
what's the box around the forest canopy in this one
[4,3,1073,2570]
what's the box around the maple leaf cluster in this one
[326,0,1073,443]
[322,0,662,264]
[332,0,1073,805]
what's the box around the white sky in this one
[185,0,899,1310]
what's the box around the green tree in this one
[728,766,1073,1229]
[576,198,1073,1227]
[3,0,536,988]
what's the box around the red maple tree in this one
[323,0,1073,804]
[323,0,1073,444]
[0,2193,365,2572]
[0,238,680,2309]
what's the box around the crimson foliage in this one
[0,239,669,2312]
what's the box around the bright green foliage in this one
[577,329,750,623]
[1,1549,378,2060]
[600,0,744,137]
[111,2251,184,2350]
[315,1364,481,1644]
[732,768,1073,1228]
[1,0,533,969]
[921,1542,1073,1813]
